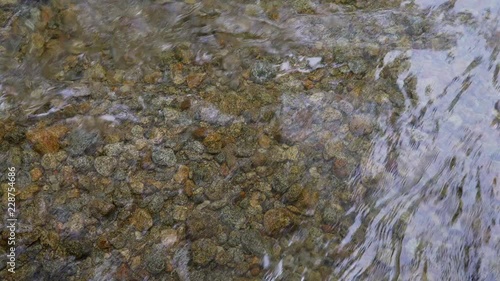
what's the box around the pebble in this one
[152,148,177,166]
[30,168,43,181]
[191,238,217,266]
[94,156,117,176]
[349,114,374,136]
[26,125,68,154]
[130,208,153,231]
[263,208,293,236]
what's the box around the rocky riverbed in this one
[1,0,499,280]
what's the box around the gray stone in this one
[191,238,217,266]
[66,129,99,156]
[152,147,177,166]
[94,156,117,176]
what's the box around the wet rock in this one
[202,132,223,154]
[191,238,217,266]
[240,229,268,256]
[324,140,344,160]
[30,167,43,181]
[0,0,18,6]
[41,153,58,170]
[322,204,344,225]
[174,165,190,184]
[173,206,188,221]
[250,61,276,84]
[94,156,117,176]
[332,157,351,179]
[272,173,290,193]
[104,142,123,157]
[26,125,69,154]
[66,129,99,156]
[219,206,246,229]
[70,156,94,172]
[62,237,92,259]
[338,100,354,115]
[322,107,343,122]
[263,208,294,236]
[187,211,218,240]
[186,73,206,89]
[90,199,116,217]
[284,183,303,203]
[349,115,374,136]
[145,246,167,274]
[152,147,177,166]
[130,208,153,231]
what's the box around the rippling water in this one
[1,0,499,280]
[335,2,500,280]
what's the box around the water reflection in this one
[336,2,500,280]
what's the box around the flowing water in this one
[0,0,499,280]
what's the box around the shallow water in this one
[0,0,499,280]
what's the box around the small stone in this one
[145,246,167,274]
[66,129,99,156]
[250,61,276,84]
[322,204,344,224]
[349,115,374,136]
[240,229,268,256]
[30,168,43,181]
[258,135,271,148]
[303,79,315,90]
[186,73,205,89]
[152,148,177,166]
[285,146,300,161]
[202,132,223,154]
[192,127,209,141]
[130,208,153,231]
[324,140,344,160]
[41,154,58,170]
[174,165,190,184]
[180,98,191,111]
[90,200,116,217]
[284,184,303,203]
[332,157,350,179]
[338,100,354,114]
[0,0,18,6]
[18,184,40,200]
[263,208,293,236]
[171,63,185,85]
[322,107,343,122]
[26,125,68,154]
[104,143,123,157]
[94,156,117,176]
[191,238,217,266]
[173,206,188,221]
[143,71,162,84]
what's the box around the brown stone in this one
[203,132,223,154]
[258,134,271,148]
[295,189,319,211]
[30,167,43,181]
[18,184,41,200]
[26,125,69,154]
[130,208,153,231]
[192,127,208,141]
[349,115,374,136]
[186,73,205,89]
[179,98,191,111]
[303,79,315,90]
[184,180,195,197]
[174,165,190,184]
[333,157,350,178]
[143,71,162,84]
[263,208,293,236]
